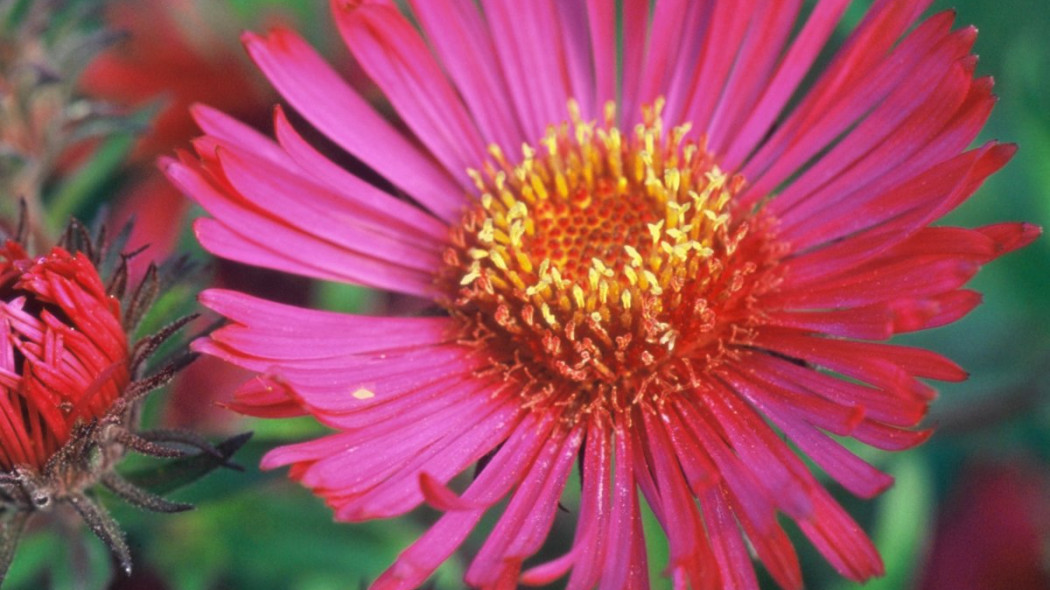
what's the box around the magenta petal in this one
[215,147,443,274]
[191,103,288,166]
[519,418,611,589]
[479,0,574,140]
[271,106,448,243]
[583,0,617,111]
[797,492,884,581]
[375,412,557,588]
[617,0,649,121]
[744,354,929,428]
[630,0,707,123]
[677,0,756,133]
[419,472,479,512]
[167,162,438,297]
[673,400,804,590]
[407,0,525,152]
[698,485,762,590]
[601,420,650,590]
[465,425,584,587]
[739,0,935,202]
[200,290,453,361]
[241,27,464,221]
[331,0,487,188]
[637,410,721,587]
[705,0,802,155]
[779,419,894,499]
[217,374,304,418]
[721,0,849,168]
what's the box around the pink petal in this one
[167,161,437,297]
[215,146,443,275]
[755,328,968,383]
[617,0,649,121]
[705,0,802,155]
[772,52,977,225]
[772,258,979,310]
[480,0,573,139]
[373,413,563,590]
[191,103,288,166]
[219,373,303,418]
[721,0,850,168]
[242,26,464,221]
[466,425,584,587]
[797,491,884,581]
[673,400,803,590]
[601,420,650,590]
[740,4,943,205]
[332,0,487,188]
[271,106,448,243]
[520,419,610,589]
[630,0,708,124]
[638,410,722,587]
[782,143,1013,253]
[763,306,897,341]
[584,0,617,111]
[698,485,762,590]
[407,0,525,152]
[199,289,453,361]
[554,2,600,119]
[744,354,929,428]
[677,0,755,132]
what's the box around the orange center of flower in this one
[440,101,780,418]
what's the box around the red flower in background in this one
[0,243,128,471]
[82,0,298,431]
[81,0,276,273]
[166,0,1039,588]
[82,0,274,161]
[920,460,1050,590]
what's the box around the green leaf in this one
[2,527,54,589]
[314,279,379,314]
[0,0,33,34]
[44,133,135,229]
[642,499,671,589]
[4,527,113,590]
[139,483,451,590]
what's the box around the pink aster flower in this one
[165,1,1040,588]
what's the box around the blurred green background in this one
[3,0,1048,588]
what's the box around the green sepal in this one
[122,432,253,497]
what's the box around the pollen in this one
[352,388,375,400]
[440,100,781,418]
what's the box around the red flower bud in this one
[0,242,129,471]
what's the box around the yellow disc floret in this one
[440,100,778,418]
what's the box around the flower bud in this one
[0,242,129,472]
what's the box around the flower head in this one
[0,219,239,582]
[0,241,129,472]
[167,1,1041,588]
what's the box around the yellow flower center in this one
[440,100,780,418]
